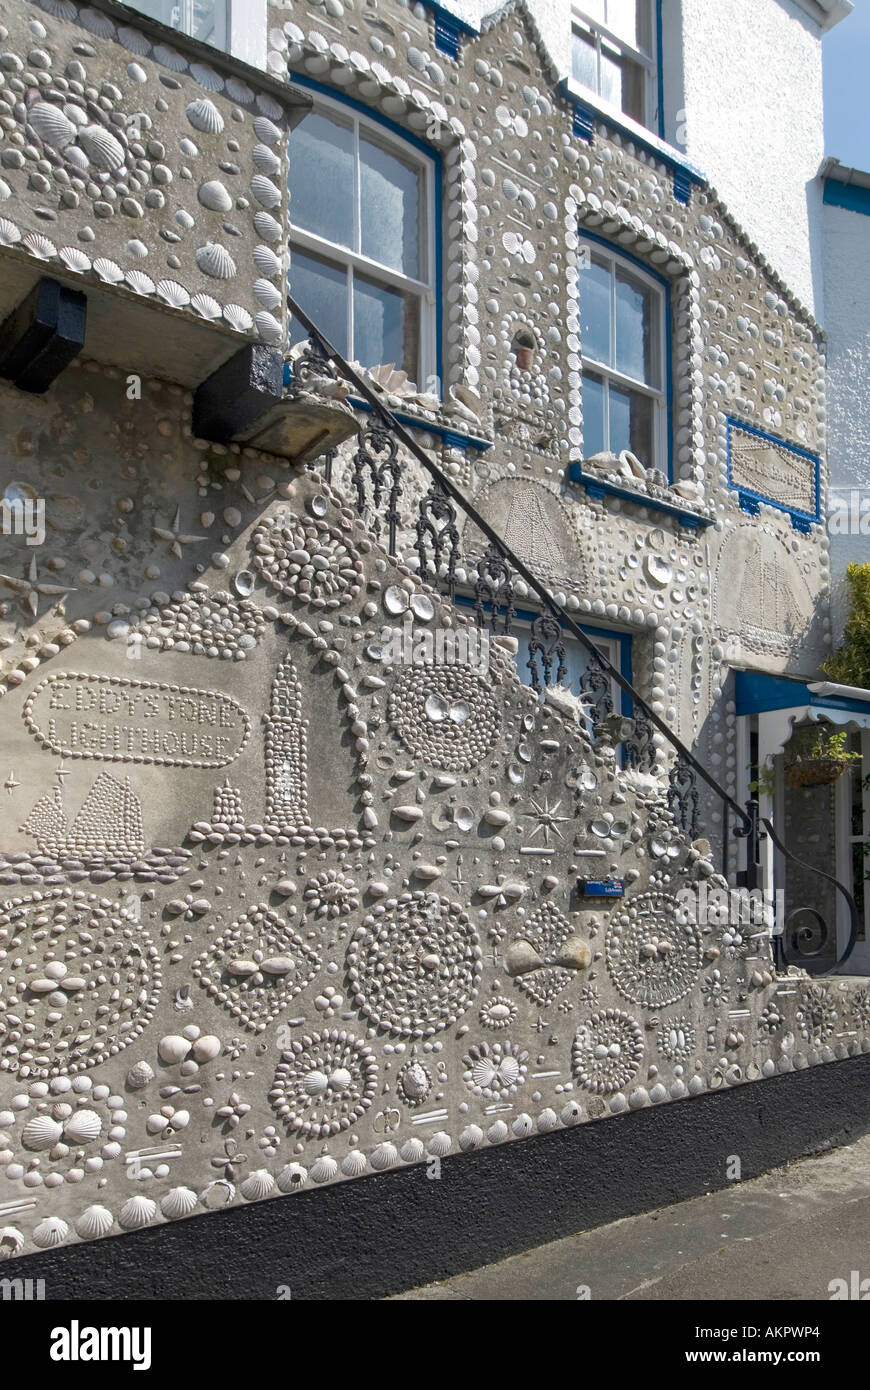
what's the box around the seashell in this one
[240,1168,275,1200]
[22,232,56,261]
[125,1060,154,1091]
[22,1114,63,1150]
[341,1149,369,1177]
[400,1138,425,1163]
[93,257,123,284]
[537,1108,559,1133]
[253,210,282,242]
[59,245,91,273]
[127,62,147,83]
[250,174,281,209]
[512,1113,534,1137]
[175,209,194,230]
[191,1035,221,1063]
[393,805,423,822]
[223,304,253,332]
[195,242,237,279]
[64,145,90,173]
[370,1141,399,1170]
[127,238,149,258]
[79,7,116,37]
[186,98,224,134]
[198,179,233,212]
[190,63,224,91]
[277,1162,308,1192]
[32,1216,68,1249]
[75,1204,114,1239]
[253,243,282,277]
[0,219,20,246]
[384,584,409,615]
[158,1034,192,1064]
[228,958,259,976]
[227,77,255,103]
[179,137,198,156]
[410,593,435,622]
[78,124,125,171]
[454,806,475,832]
[160,1186,198,1220]
[253,278,282,310]
[63,1108,101,1143]
[200,1180,234,1208]
[191,292,222,320]
[125,269,155,296]
[255,311,282,344]
[30,101,77,149]
[156,279,190,308]
[505,939,544,977]
[303,1069,329,1097]
[118,24,152,54]
[153,42,188,71]
[260,955,296,975]
[561,1101,582,1126]
[252,143,281,176]
[0,1226,24,1257]
[146,1114,169,1135]
[487,1120,509,1143]
[557,937,591,970]
[253,116,282,146]
[427,1131,452,1157]
[119,1195,157,1230]
[309,1154,338,1184]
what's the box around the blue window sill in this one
[568,464,713,529]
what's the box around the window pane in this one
[289,111,355,249]
[582,371,606,457]
[605,0,638,46]
[577,0,607,23]
[353,272,420,376]
[288,248,349,358]
[360,133,422,279]
[609,382,652,464]
[600,41,645,121]
[571,26,599,92]
[580,255,612,366]
[614,265,656,385]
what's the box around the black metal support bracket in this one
[192,343,284,444]
[0,278,86,394]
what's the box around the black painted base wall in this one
[14,1054,870,1300]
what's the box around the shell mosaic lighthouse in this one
[0,0,867,1295]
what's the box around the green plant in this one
[784,725,859,766]
[748,760,777,797]
[822,562,870,689]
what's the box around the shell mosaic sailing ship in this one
[19,770,145,859]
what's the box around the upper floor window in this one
[579,239,668,474]
[132,0,227,49]
[571,1,657,129]
[288,96,437,389]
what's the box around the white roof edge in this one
[821,157,870,188]
[807,680,870,703]
[791,0,854,32]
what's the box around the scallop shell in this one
[240,1168,275,1201]
[340,1149,369,1177]
[22,1114,63,1150]
[223,304,253,332]
[117,24,152,55]
[58,245,91,273]
[156,279,190,309]
[253,210,282,243]
[250,174,281,209]
[63,1108,101,1143]
[253,244,282,278]
[195,242,237,280]
[512,1113,534,1137]
[200,1179,235,1208]
[125,269,155,296]
[158,1034,192,1064]
[22,232,56,261]
[79,6,116,37]
[427,1131,452,1157]
[487,1120,510,1143]
[252,143,281,176]
[160,1186,198,1220]
[78,124,125,171]
[127,238,148,258]
[253,116,282,146]
[399,1137,425,1163]
[255,311,282,344]
[226,77,255,104]
[153,43,188,72]
[186,98,224,134]
[198,179,233,212]
[75,1204,114,1239]
[537,1107,559,1133]
[30,101,77,149]
[0,1226,24,1257]
[459,1124,484,1151]
[64,145,90,172]
[32,1216,69,1249]
[190,63,224,91]
[119,1194,157,1230]
[309,1154,338,1184]
[252,279,282,311]
[370,1141,399,1171]
[277,1162,308,1192]
[93,257,123,284]
[125,1060,154,1090]
[190,292,222,320]
[0,219,20,246]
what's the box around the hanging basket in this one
[784,757,849,790]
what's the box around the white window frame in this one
[579,237,668,473]
[288,91,438,392]
[571,1,658,132]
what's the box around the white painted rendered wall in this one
[822,196,870,639]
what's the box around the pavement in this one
[390,1134,870,1300]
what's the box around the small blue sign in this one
[578,879,624,898]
